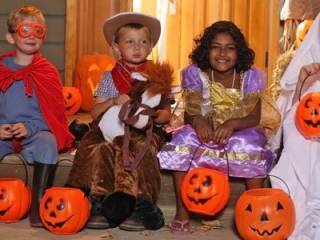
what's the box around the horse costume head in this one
[98,62,174,170]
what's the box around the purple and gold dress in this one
[158,64,280,178]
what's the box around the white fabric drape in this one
[271,12,320,240]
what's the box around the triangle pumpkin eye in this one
[245,203,252,212]
[277,202,284,210]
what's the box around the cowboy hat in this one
[103,12,161,46]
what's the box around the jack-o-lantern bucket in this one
[0,154,31,223]
[74,54,115,112]
[295,92,320,140]
[181,167,230,216]
[0,179,31,223]
[63,87,82,116]
[235,188,295,240]
[39,187,90,234]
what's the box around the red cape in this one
[0,52,74,151]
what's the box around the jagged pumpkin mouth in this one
[249,224,282,236]
[304,119,320,127]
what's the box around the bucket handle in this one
[0,153,29,187]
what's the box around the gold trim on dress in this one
[161,145,266,161]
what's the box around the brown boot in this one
[86,195,110,229]
[29,162,56,227]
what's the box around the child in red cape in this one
[0,5,74,227]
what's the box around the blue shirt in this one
[0,57,49,137]
[94,71,119,99]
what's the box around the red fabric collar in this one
[111,60,149,94]
[0,52,74,151]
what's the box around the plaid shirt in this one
[94,71,119,98]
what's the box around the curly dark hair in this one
[189,21,255,73]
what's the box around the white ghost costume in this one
[270,13,320,240]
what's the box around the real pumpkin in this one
[74,54,115,112]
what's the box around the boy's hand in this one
[11,123,28,138]
[194,117,213,143]
[114,94,130,105]
[154,109,171,124]
[0,124,13,140]
[212,120,235,145]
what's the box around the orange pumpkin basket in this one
[39,158,90,235]
[180,145,231,216]
[181,167,230,216]
[0,154,31,223]
[295,92,320,141]
[235,176,295,240]
[62,86,82,116]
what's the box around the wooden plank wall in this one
[0,0,66,83]
[65,0,132,86]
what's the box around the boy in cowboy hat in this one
[67,12,173,231]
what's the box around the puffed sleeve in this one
[181,64,203,91]
[242,67,266,96]
[181,64,204,118]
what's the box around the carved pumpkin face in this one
[63,87,82,116]
[74,54,115,112]
[181,167,230,216]
[235,188,295,240]
[295,92,320,140]
[0,178,31,223]
[295,20,313,48]
[40,187,90,234]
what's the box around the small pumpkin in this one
[295,20,313,48]
[74,54,115,112]
[0,178,31,223]
[235,188,295,240]
[39,187,90,235]
[181,167,230,216]
[295,92,320,140]
[63,87,82,116]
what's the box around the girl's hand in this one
[114,94,130,105]
[0,124,13,140]
[212,120,235,145]
[194,117,213,143]
[11,123,28,138]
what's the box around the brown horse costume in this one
[67,62,173,227]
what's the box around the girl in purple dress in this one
[157,21,280,233]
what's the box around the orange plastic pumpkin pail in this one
[235,188,295,240]
[181,167,230,216]
[39,187,90,235]
[62,86,82,116]
[0,155,31,223]
[295,92,320,140]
